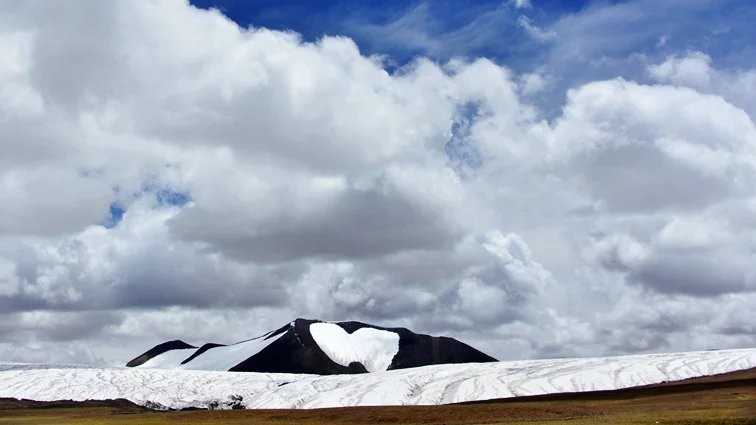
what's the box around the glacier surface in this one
[0,348,753,410]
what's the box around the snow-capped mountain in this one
[2,348,754,410]
[126,318,497,374]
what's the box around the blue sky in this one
[189,0,755,70]
[187,0,580,70]
[190,0,756,117]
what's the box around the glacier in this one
[0,348,754,410]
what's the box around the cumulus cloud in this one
[518,72,548,95]
[588,232,755,296]
[648,51,714,87]
[169,164,472,262]
[648,51,756,119]
[547,78,756,212]
[0,197,291,312]
[0,0,754,364]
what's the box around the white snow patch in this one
[137,332,286,371]
[138,348,196,369]
[179,333,286,371]
[1,348,754,410]
[310,322,399,372]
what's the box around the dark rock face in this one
[127,318,497,374]
[230,319,369,374]
[125,340,196,367]
[333,321,499,369]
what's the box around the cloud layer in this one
[0,0,754,364]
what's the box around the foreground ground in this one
[1,368,754,425]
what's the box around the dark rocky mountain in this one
[126,318,497,374]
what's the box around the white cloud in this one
[0,257,19,297]
[648,51,756,120]
[518,72,548,95]
[517,16,557,43]
[655,215,729,249]
[648,51,713,87]
[0,168,112,236]
[546,78,756,212]
[510,0,532,9]
[586,213,756,296]
[0,0,755,364]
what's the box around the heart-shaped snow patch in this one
[309,322,399,372]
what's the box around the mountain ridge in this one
[126,340,196,368]
[127,318,497,374]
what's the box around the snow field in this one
[0,348,753,410]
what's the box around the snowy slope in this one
[137,332,286,371]
[310,322,399,372]
[1,348,754,410]
[138,348,197,369]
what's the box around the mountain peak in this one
[127,318,496,374]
